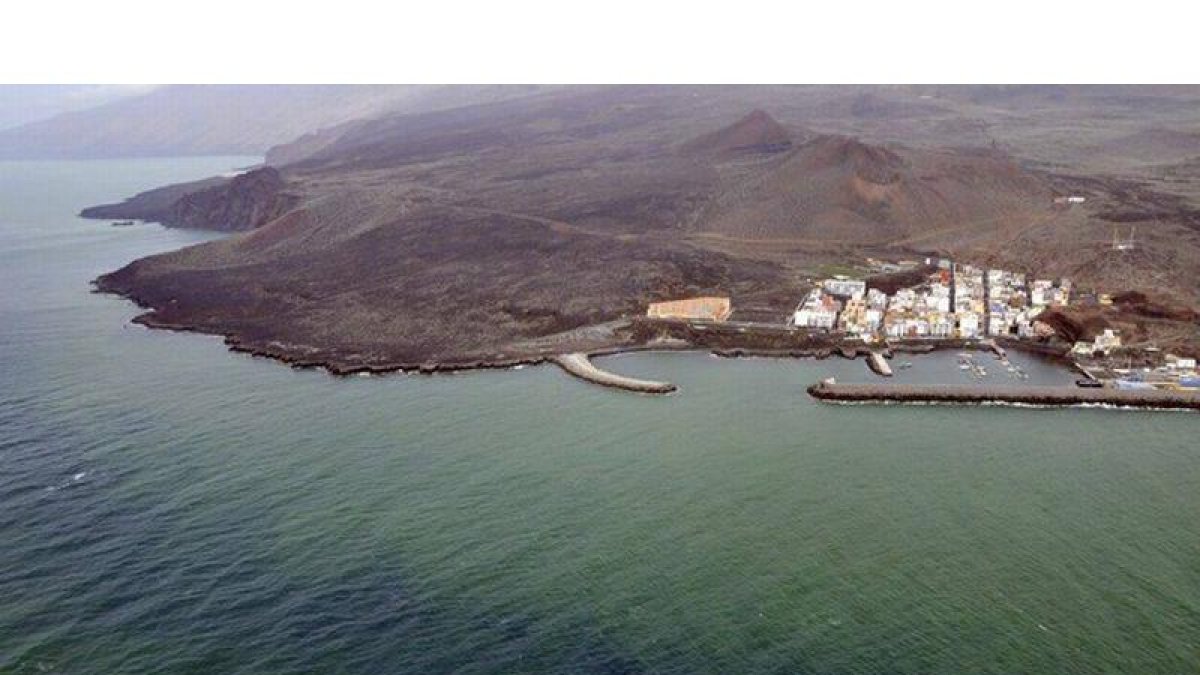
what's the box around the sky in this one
[0,85,158,130]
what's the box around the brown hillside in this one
[80,87,1200,368]
[682,109,792,156]
[699,136,1054,242]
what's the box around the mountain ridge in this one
[80,86,1200,365]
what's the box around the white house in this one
[1166,354,1197,371]
[794,289,841,329]
[822,277,867,299]
[930,314,954,338]
[957,312,981,339]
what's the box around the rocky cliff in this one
[82,167,294,231]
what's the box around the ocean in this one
[1,157,1197,674]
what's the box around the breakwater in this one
[808,381,1200,411]
[553,353,677,394]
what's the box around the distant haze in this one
[0,84,158,131]
[0,85,548,159]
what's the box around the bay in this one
[1,158,1197,674]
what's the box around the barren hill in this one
[1087,128,1200,164]
[82,86,1200,367]
[681,109,793,156]
[699,135,1054,242]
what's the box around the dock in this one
[808,381,1200,411]
[553,353,677,394]
[867,352,893,377]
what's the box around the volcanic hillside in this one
[83,87,1200,366]
[698,134,1055,243]
[681,109,794,157]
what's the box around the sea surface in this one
[1,158,1198,674]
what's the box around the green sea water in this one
[1,158,1198,674]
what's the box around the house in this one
[822,276,867,299]
[1031,280,1053,306]
[957,312,981,339]
[988,314,1008,337]
[929,313,954,338]
[924,292,950,314]
[1165,354,1197,371]
[884,314,907,339]
[838,296,882,336]
[1090,328,1122,355]
[794,289,841,329]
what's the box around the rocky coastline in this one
[100,276,1077,391]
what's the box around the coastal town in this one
[792,258,1068,343]
[644,257,1200,393]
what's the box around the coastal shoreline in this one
[98,282,1080,391]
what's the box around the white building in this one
[794,289,841,329]
[929,313,954,338]
[957,312,981,339]
[1166,354,1196,371]
[924,291,951,314]
[1094,329,1122,354]
[822,277,867,299]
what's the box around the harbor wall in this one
[808,382,1200,411]
[553,353,677,394]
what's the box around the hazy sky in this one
[0,85,158,130]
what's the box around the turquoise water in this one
[1,158,1198,674]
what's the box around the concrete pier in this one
[553,353,677,394]
[808,381,1200,411]
[867,352,893,377]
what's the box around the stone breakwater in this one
[553,353,677,394]
[808,382,1200,411]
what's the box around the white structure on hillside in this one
[822,277,867,299]
[1165,354,1197,371]
[794,289,842,329]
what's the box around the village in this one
[792,258,1067,343]
[645,257,1200,392]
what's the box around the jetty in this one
[808,381,1200,411]
[553,353,677,394]
[867,352,893,377]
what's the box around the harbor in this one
[808,380,1200,411]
